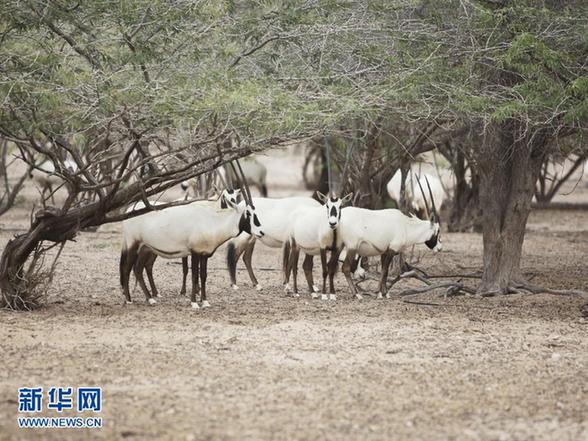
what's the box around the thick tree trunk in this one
[477,124,547,294]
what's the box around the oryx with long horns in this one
[338,176,442,299]
[124,188,242,302]
[119,160,263,308]
[283,191,353,299]
[282,138,353,299]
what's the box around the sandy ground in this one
[0,150,588,440]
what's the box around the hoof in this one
[154,293,161,298]
[191,302,200,309]
[329,294,337,301]
[201,300,211,308]
[313,285,320,293]
[355,294,363,300]
[311,292,320,299]
[376,293,383,300]
[321,294,328,301]
[255,284,263,291]
[179,290,186,296]
[125,300,133,305]
[148,298,157,305]
[232,284,239,291]
[293,292,300,298]
[385,293,391,299]
[284,283,291,293]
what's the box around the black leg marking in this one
[181,256,188,295]
[190,252,200,306]
[303,254,315,294]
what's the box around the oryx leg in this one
[242,241,261,290]
[378,251,394,299]
[327,248,340,298]
[144,252,159,298]
[287,244,301,296]
[121,243,139,304]
[319,249,328,298]
[180,256,188,296]
[282,241,291,287]
[342,249,361,299]
[190,252,200,309]
[133,250,155,305]
[228,239,249,290]
[200,255,210,308]
[302,254,318,298]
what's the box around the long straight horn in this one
[424,175,438,223]
[235,159,253,204]
[325,137,333,196]
[415,174,430,220]
[229,161,249,204]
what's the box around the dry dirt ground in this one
[1,154,588,440]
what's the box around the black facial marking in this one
[221,198,228,209]
[425,232,439,250]
[239,212,251,234]
[330,206,337,218]
[253,214,260,227]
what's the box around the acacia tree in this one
[376,1,587,294]
[458,2,586,294]
[1,1,586,307]
[310,1,587,294]
[0,1,408,308]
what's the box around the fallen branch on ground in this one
[399,282,476,298]
[510,283,588,300]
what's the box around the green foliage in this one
[0,0,585,147]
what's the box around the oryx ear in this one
[316,191,328,203]
[341,192,354,205]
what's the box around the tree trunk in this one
[448,146,482,232]
[313,144,330,199]
[477,123,547,294]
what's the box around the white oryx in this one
[227,196,321,290]
[339,177,442,299]
[387,170,446,218]
[284,192,353,300]
[120,187,263,309]
[127,189,242,301]
[30,159,79,204]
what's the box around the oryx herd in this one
[118,162,443,309]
